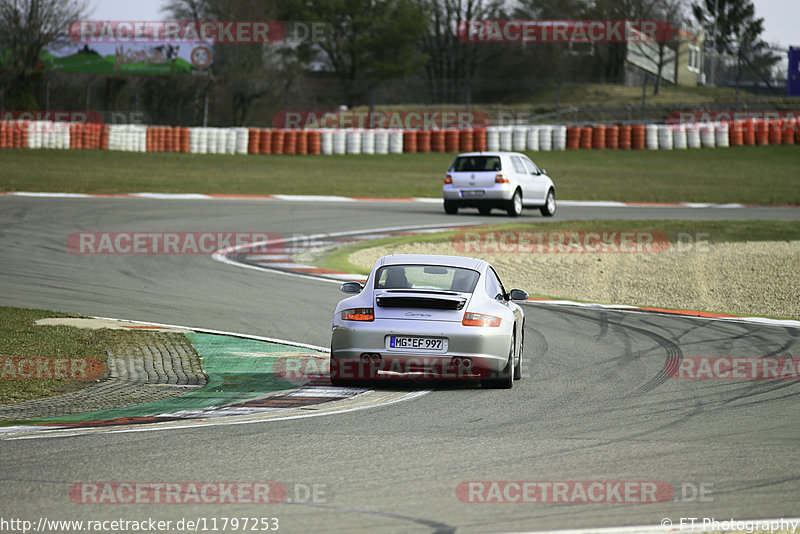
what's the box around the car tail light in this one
[444,174,453,184]
[341,308,374,322]
[462,312,501,327]
[495,174,509,183]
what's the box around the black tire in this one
[444,201,458,215]
[330,356,353,387]
[506,189,523,217]
[540,188,556,217]
[331,378,375,388]
[481,334,514,389]
[330,377,353,387]
[478,206,492,215]
[330,356,376,387]
[514,326,523,380]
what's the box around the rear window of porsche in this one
[375,265,480,293]
[450,156,502,172]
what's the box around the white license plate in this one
[387,336,447,352]
[460,190,485,198]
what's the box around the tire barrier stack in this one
[28,121,70,150]
[70,123,108,150]
[107,125,147,152]
[0,119,797,154]
[146,126,191,153]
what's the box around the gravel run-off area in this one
[349,240,800,320]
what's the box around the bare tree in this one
[0,0,88,108]
[588,0,660,82]
[652,0,688,95]
[162,0,290,125]
[625,0,688,95]
[509,0,591,86]
[418,0,502,104]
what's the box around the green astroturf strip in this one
[29,334,316,424]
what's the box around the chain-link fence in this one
[702,45,788,95]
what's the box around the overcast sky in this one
[88,0,799,49]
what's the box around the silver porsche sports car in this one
[330,254,528,389]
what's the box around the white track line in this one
[0,317,430,439]
[271,194,357,202]
[214,223,800,330]
[92,316,330,352]
[6,389,430,440]
[510,517,800,534]
[211,221,485,284]
[526,299,800,329]
[4,191,796,209]
[130,193,212,200]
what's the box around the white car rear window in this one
[451,156,501,172]
[375,265,480,293]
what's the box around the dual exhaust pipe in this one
[451,357,473,369]
[361,353,382,364]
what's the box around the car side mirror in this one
[340,281,363,294]
[540,169,547,175]
[508,289,529,301]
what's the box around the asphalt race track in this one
[1,196,799,533]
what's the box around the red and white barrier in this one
[1,119,796,155]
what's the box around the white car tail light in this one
[462,312,501,327]
[341,308,374,322]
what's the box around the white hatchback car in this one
[443,151,556,217]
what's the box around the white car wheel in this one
[506,189,523,217]
[540,189,556,217]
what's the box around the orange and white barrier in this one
[1,119,796,155]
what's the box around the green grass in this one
[519,83,799,109]
[0,306,179,405]
[534,146,800,204]
[0,307,101,404]
[1,145,798,204]
[355,84,800,122]
[319,219,800,276]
